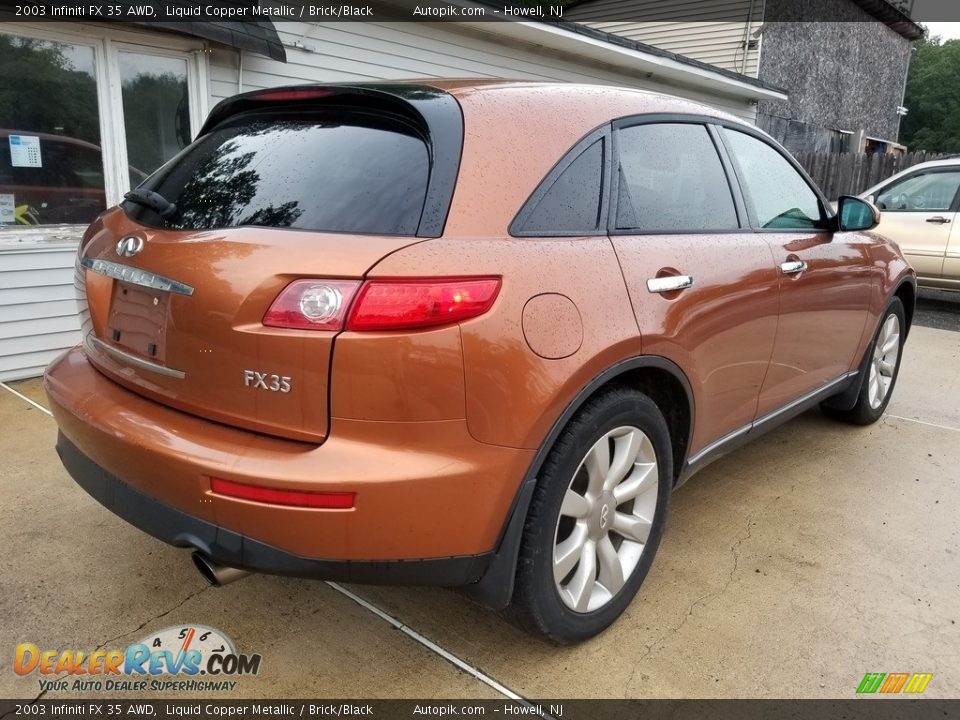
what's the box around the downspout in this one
[238,49,244,94]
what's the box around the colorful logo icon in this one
[856,672,933,694]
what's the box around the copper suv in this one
[46,81,915,643]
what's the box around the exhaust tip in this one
[191,551,250,587]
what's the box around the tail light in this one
[211,477,355,509]
[263,279,361,330]
[263,277,500,332]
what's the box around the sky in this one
[921,22,960,40]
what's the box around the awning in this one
[130,19,287,62]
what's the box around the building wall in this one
[0,242,80,381]
[571,22,761,76]
[207,21,761,122]
[756,0,912,151]
[564,0,763,77]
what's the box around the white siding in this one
[0,245,80,381]
[208,22,759,121]
[566,0,762,76]
[583,22,761,76]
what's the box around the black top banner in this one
[1,0,958,23]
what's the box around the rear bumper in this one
[45,346,534,574]
[56,434,489,585]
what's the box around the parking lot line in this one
[885,413,960,434]
[0,379,531,705]
[1,381,52,416]
[326,582,531,705]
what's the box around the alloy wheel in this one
[868,313,901,409]
[553,426,659,613]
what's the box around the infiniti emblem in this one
[599,504,610,530]
[116,235,144,258]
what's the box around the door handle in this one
[926,216,951,224]
[647,275,694,294]
[780,260,808,274]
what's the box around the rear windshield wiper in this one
[124,189,178,220]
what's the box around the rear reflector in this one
[346,278,501,331]
[211,477,355,509]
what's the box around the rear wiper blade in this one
[124,188,178,220]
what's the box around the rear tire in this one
[509,387,672,644]
[822,297,905,425]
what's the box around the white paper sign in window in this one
[0,193,15,223]
[9,135,42,168]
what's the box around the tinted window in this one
[518,139,603,234]
[614,123,737,232]
[876,171,960,212]
[722,128,825,230]
[127,111,429,235]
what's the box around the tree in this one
[0,35,100,143]
[900,34,960,153]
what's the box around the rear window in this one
[125,110,430,235]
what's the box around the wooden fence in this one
[792,151,950,200]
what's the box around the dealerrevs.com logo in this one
[14,625,261,693]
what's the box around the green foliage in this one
[121,72,191,177]
[901,34,960,153]
[0,35,100,143]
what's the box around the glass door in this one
[117,50,193,189]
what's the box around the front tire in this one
[509,387,672,644]
[822,297,906,425]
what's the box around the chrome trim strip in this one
[86,334,186,379]
[686,371,858,466]
[80,257,194,296]
[685,425,750,467]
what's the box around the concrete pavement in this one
[1,325,957,700]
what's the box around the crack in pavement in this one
[1,586,214,714]
[623,514,755,697]
[93,586,211,654]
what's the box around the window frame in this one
[607,115,746,236]
[871,166,960,214]
[715,121,835,233]
[0,23,209,225]
[509,124,611,237]
[510,112,839,239]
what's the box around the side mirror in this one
[837,195,881,232]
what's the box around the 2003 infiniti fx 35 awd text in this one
[45,81,915,643]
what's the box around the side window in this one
[722,128,825,230]
[614,123,738,232]
[875,171,960,212]
[515,139,603,235]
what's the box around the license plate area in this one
[107,282,169,361]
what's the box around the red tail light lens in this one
[346,278,502,331]
[211,477,355,509]
[263,279,361,331]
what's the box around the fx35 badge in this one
[244,370,292,393]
